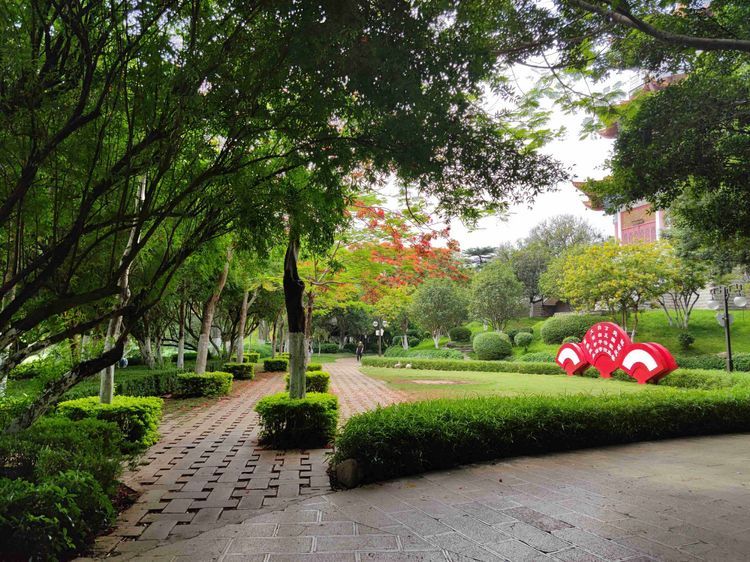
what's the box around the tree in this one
[463,247,497,268]
[374,286,415,350]
[469,261,525,331]
[410,279,467,348]
[544,241,672,335]
[526,215,604,256]
[654,242,708,330]
[508,241,552,313]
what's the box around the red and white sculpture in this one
[555,321,677,384]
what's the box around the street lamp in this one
[373,319,388,356]
[708,283,745,372]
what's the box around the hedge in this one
[333,388,750,484]
[540,315,598,344]
[0,470,115,561]
[514,332,533,350]
[285,371,331,393]
[223,362,255,380]
[176,372,233,397]
[363,356,563,375]
[255,392,338,448]
[449,326,472,342]
[473,332,512,360]
[518,351,556,363]
[675,353,750,372]
[264,358,289,372]
[58,396,163,453]
[306,362,322,372]
[317,343,340,354]
[383,347,464,360]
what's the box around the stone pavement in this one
[99,433,750,561]
[91,357,411,559]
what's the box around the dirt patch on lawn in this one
[411,379,466,385]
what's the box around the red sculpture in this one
[555,321,677,384]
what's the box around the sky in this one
[447,69,640,251]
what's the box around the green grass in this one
[362,366,652,399]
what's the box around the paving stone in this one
[228,536,313,554]
[276,521,355,536]
[504,506,573,532]
[551,547,606,561]
[552,528,639,560]
[315,534,399,552]
[484,539,552,561]
[498,521,571,553]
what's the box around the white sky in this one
[448,69,640,250]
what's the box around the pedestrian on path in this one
[356,341,364,362]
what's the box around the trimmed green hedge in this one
[518,352,556,363]
[317,343,339,354]
[62,367,182,400]
[473,332,512,360]
[263,358,289,372]
[244,352,261,364]
[0,470,115,560]
[334,388,750,484]
[540,315,598,344]
[285,371,331,393]
[383,347,464,359]
[675,353,750,372]
[223,362,255,380]
[307,362,322,372]
[362,356,563,374]
[58,396,163,453]
[255,392,338,448]
[449,326,472,342]
[176,372,233,397]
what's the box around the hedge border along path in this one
[333,387,750,485]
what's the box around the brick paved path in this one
[91,357,411,559]
[95,433,750,561]
[329,357,412,420]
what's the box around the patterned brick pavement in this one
[95,433,750,561]
[91,357,411,559]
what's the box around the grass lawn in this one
[362,366,653,399]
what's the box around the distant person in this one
[118,356,128,368]
[355,341,364,362]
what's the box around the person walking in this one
[355,341,364,362]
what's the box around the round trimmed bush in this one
[449,326,472,343]
[514,332,533,350]
[472,332,512,360]
[562,336,581,344]
[678,332,695,350]
[540,315,597,344]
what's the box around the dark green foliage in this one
[334,388,750,484]
[514,332,533,351]
[0,417,123,495]
[284,371,331,393]
[562,336,581,344]
[61,367,182,400]
[255,392,338,449]
[223,362,255,380]
[9,356,69,381]
[678,332,695,350]
[661,369,733,390]
[317,343,340,354]
[57,396,163,453]
[675,355,727,371]
[173,351,198,362]
[306,363,322,372]
[0,470,115,561]
[517,352,556,363]
[383,347,464,360]
[244,352,261,364]
[263,358,289,372]
[540,315,598,344]
[507,327,533,342]
[176,372,233,398]
[449,326,472,342]
[472,332,512,360]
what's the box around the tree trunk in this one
[195,248,232,374]
[432,331,441,348]
[177,300,186,369]
[235,289,250,363]
[139,336,155,369]
[270,317,278,358]
[283,239,306,399]
[304,289,315,361]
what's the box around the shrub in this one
[735,353,750,371]
[363,356,563,374]
[562,336,581,344]
[507,327,532,343]
[264,357,289,372]
[244,352,261,364]
[173,351,197,362]
[255,392,338,448]
[514,332,533,351]
[472,332,512,360]
[9,356,69,381]
[176,372,233,398]
[674,355,726,371]
[285,371,331,393]
[306,362,322,372]
[540,315,597,344]
[660,369,733,390]
[58,396,163,453]
[383,347,464,360]
[61,368,181,400]
[223,362,255,380]
[343,342,358,353]
[678,332,695,350]
[318,343,340,354]
[448,326,472,343]
[518,352,556,363]
[334,388,750,484]
[0,417,124,494]
[0,470,115,560]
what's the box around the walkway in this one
[97,433,750,561]
[91,357,410,559]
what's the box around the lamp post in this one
[372,319,388,356]
[707,283,746,372]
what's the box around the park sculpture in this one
[555,322,677,384]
